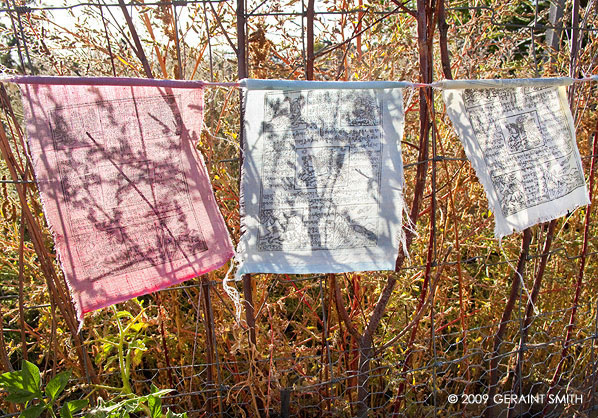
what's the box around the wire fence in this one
[0,1,597,417]
[122,300,598,417]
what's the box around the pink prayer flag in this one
[20,82,233,322]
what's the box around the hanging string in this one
[0,74,239,88]
[1,75,596,89]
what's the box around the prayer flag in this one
[442,78,589,238]
[20,81,233,321]
[236,79,408,274]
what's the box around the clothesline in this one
[1,75,596,89]
[0,75,240,88]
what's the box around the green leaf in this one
[61,399,88,418]
[128,340,146,351]
[89,397,141,418]
[148,385,162,418]
[129,323,147,333]
[0,363,42,403]
[46,371,71,401]
[60,405,73,418]
[165,410,187,418]
[116,311,134,320]
[5,388,37,403]
[19,405,45,418]
[0,370,26,392]
[21,361,41,395]
[67,399,88,413]
[129,340,148,367]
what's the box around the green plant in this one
[88,306,185,418]
[0,360,88,418]
[0,359,185,418]
[86,384,185,418]
[93,305,150,396]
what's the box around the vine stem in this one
[355,1,435,415]
[112,307,133,396]
[542,117,598,416]
[486,228,533,418]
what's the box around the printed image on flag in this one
[237,80,407,275]
[442,79,589,238]
[21,83,234,321]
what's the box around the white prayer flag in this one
[442,79,589,238]
[237,79,408,274]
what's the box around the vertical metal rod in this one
[546,0,565,64]
[204,279,225,416]
[10,0,34,74]
[236,0,256,348]
[530,0,539,77]
[243,0,248,76]
[98,2,117,77]
[437,0,452,80]
[429,88,438,418]
[306,0,315,80]
[5,1,27,74]
[201,278,215,414]
[202,0,215,82]
[568,0,581,108]
[118,0,153,78]
[211,312,225,417]
[301,0,306,76]
[172,2,184,79]
[280,388,291,418]
[242,275,256,345]
[189,279,204,402]
[569,0,581,78]
[18,209,28,361]
[237,0,247,79]
[320,276,334,413]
